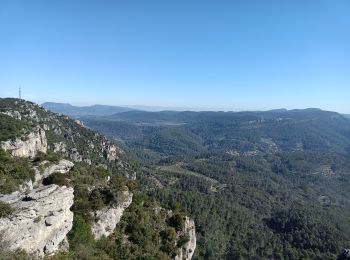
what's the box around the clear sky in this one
[0,0,349,113]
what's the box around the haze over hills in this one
[42,102,135,117]
[79,107,350,155]
[42,102,227,117]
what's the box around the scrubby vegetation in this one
[0,149,34,194]
[0,201,14,218]
[0,114,32,141]
[57,194,188,259]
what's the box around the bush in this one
[169,213,185,231]
[0,201,14,218]
[68,214,94,249]
[0,149,35,194]
[177,234,190,248]
[33,151,61,164]
[0,114,31,141]
[42,172,69,186]
[126,180,137,192]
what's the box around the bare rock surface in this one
[0,184,74,257]
[42,159,74,179]
[1,126,47,158]
[174,217,197,260]
[32,159,74,187]
[91,190,133,239]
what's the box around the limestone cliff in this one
[91,190,133,239]
[33,159,74,188]
[0,185,74,257]
[1,126,47,158]
[174,216,197,260]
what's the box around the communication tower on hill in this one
[19,86,21,99]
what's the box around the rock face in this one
[0,185,74,257]
[69,148,82,162]
[91,190,133,239]
[174,217,197,260]
[32,159,75,187]
[1,126,47,158]
[53,142,67,153]
[1,110,22,120]
[42,159,74,179]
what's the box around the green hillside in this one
[80,108,350,259]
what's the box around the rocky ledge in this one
[0,184,74,257]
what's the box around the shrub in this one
[126,180,137,192]
[0,201,14,218]
[177,234,190,248]
[169,213,185,231]
[33,151,61,164]
[42,172,69,186]
[68,214,94,249]
[0,149,35,194]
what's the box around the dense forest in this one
[77,108,350,259]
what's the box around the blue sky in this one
[0,0,349,112]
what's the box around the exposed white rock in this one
[53,127,62,135]
[106,144,117,161]
[69,148,82,162]
[174,217,196,260]
[74,119,84,126]
[42,160,74,178]
[53,142,66,153]
[31,159,74,188]
[91,190,133,239]
[1,126,47,158]
[0,185,74,257]
[84,158,92,165]
[1,110,21,120]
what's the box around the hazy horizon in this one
[39,100,350,114]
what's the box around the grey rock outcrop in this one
[69,148,82,162]
[32,159,74,187]
[174,217,196,260]
[0,185,74,257]
[1,110,21,120]
[1,126,47,158]
[42,159,74,179]
[53,142,67,153]
[91,190,133,239]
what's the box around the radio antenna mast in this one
[19,86,21,99]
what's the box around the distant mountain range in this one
[42,102,135,117]
[78,107,350,156]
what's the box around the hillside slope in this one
[78,108,350,259]
[0,98,196,259]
